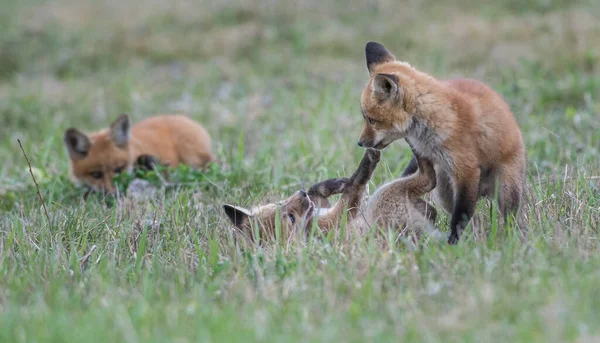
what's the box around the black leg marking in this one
[136,155,160,171]
[414,199,438,224]
[401,154,419,177]
[425,202,438,224]
[349,149,381,186]
[401,141,420,177]
[307,178,350,199]
[448,186,477,244]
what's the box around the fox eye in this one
[114,165,126,174]
[90,171,104,179]
[288,213,296,224]
[367,117,377,125]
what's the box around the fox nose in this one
[357,141,364,147]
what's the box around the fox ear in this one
[64,128,91,160]
[365,41,396,73]
[110,114,131,148]
[223,204,252,228]
[372,73,400,101]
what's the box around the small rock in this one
[127,179,157,202]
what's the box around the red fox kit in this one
[358,41,526,244]
[223,149,438,242]
[64,114,215,193]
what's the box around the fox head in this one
[63,114,134,193]
[358,42,419,150]
[222,190,316,242]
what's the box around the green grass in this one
[1,0,600,341]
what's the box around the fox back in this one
[64,114,214,193]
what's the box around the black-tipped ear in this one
[223,204,252,228]
[64,128,91,160]
[110,114,130,148]
[365,41,396,73]
[372,73,400,101]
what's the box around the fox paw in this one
[366,148,381,162]
[447,232,459,245]
[136,155,160,171]
[307,177,350,198]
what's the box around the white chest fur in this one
[406,119,453,172]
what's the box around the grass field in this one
[1,0,600,341]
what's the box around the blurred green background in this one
[0,0,599,342]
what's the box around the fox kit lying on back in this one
[357,41,526,244]
[64,114,215,193]
[222,149,437,242]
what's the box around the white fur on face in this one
[393,118,412,133]
[374,125,407,149]
[374,131,386,147]
[315,208,331,216]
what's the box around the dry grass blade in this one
[79,245,97,270]
[17,139,51,228]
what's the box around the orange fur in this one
[359,42,526,243]
[222,150,439,244]
[64,114,215,193]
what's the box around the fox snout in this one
[300,191,312,206]
[358,136,389,150]
[357,139,375,148]
[357,125,376,149]
[357,130,376,148]
[293,190,312,210]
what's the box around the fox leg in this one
[400,140,420,177]
[497,163,525,228]
[413,198,438,224]
[307,148,381,201]
[306,148,381,212]
[307,177,350,208]
[135,155,160,171]
[448,168,480,244]
[433,169,454,214]
[350,149,381,185]
[317,149,381,230]
[183,151,215,169]
[401,154,438,223]
[401,154,419,177]
[335,148,381,219]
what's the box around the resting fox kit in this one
[223,149,437,242]
[64,114,215,193]
[358,41,526,244]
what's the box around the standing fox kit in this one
[223,149,438,242]
[64,114,215,193]
[358,41,526,244]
